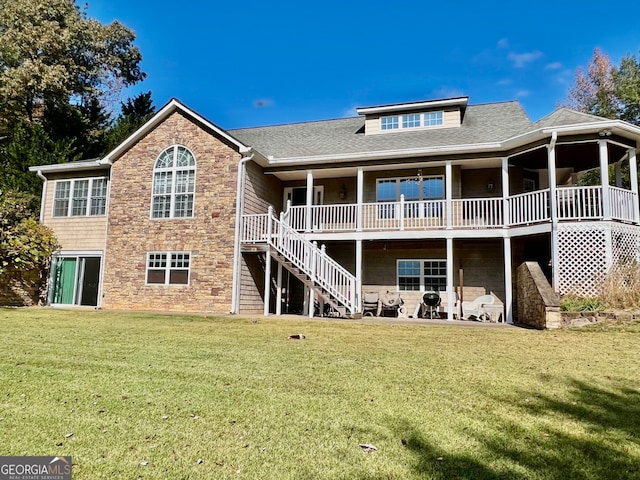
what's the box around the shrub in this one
[560,296,608,312]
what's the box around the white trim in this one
[356,97,468,115]
[103,99,248,164]
[150,145,197,220]
[52,177,108,218]
[145,251,192,286]
[396,258,447,292]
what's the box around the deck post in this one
[445,161,453,229]
[309,241,317,318]
[599,140,611,220]
[357,167,364,231]
[275,262,283,315]
[306,170,313,232]
[547,133,559,291]
[501,157,509,227]
[355,239,363,313]
[503,237,513,324]
[629,149,639,223]
[446,237,454,320]
[263,251,272,316]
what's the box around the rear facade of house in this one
[31,96,640,323]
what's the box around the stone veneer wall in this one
[516,261,561,329]
[0,269,44,306]
[101,111,241,313]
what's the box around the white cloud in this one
[497,38,509,49]
[432,87,466,99]
[545,62,563,70]
[342,105,359,118]
[496,78,512,86]
[508,50,544,68]
[515,90,532,98]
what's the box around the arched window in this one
[151,145,196,218]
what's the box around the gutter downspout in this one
[230,148,255,314]
[35,170,47,223]
[35,169,54,306]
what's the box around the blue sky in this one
[87,0,640,129]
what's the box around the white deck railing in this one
[241,209,357,314]
[273,186,637,234]
[509,189,550,226]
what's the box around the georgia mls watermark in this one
[0,457,72,480]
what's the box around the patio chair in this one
[461,294,495,321]
[380,292,404,317]
[362,292,381,317]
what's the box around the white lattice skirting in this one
[558,222,640,297]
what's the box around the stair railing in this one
[260,207,357,314]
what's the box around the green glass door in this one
[53,258,77,304]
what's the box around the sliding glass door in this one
[51,256,101,306]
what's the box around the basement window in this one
[146,252,191,285]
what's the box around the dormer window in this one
[380,111,444,131]
[357,97,467,135]
[381,116,399,130]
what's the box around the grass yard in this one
[1,308,639,479]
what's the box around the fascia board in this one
[356,97,469,115]
[28,159,109,173]
[266,141,503,165]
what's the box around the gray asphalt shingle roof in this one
[532,108,611,129]
[229,101,534,160]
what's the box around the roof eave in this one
[267,141,503,165]
[28,158,111,174]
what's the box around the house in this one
[30,96,640,324]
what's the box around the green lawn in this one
[1,308,639,479]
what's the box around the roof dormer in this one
[356,96,468,135]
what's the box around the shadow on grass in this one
[391,378,640,480]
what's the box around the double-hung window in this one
[146,252,191,285]
[397,259,447,292]
[53,178,108,217]
[151,145,196,219]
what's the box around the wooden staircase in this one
[242,208,359,317]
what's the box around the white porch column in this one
[503,237,513,324]
[501,157,509,227]
[263,252,272,316]
[357,167,364,231]
[445,161,453,229]
[306,170,314,232]
[275,262,283,315]
[446,237,454,321]
[629,149,639,223]
[599,140,611,220]
[548,133,560,291]
[355,239,363,312]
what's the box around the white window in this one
[151,145,196,219]
[53,178,108,217]
[403,113,421,128]
[424,111,444,126]
[397,259,446,292]
[381,115,399,130]
[146,252,191,285]
[380,111,445,131]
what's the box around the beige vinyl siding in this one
[364,107,461,135]
[41,173,109,251]
[46,217,108,251]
